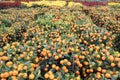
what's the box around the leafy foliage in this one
[0,4,120,80]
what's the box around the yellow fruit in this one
[48,71,53,75]
[96,55,100,59]
[86,69,90,73]
[89,69,94,73]
[23,73,27,78]
[75,48,79,52]
[37,45,41,48]
[29,74,34,79]
[62,66,67,70]
[18,73,23,77]
[67,62,71,66]
[2,56,9,61]
[49,74,54,80]
[64,69,68,73]
[83,61,89,66]
[59,54,62,58]
[115,57,119,62]
[3,46,7,51]
[52,64,56,69]
[20,54,24,58]
[81,56,85,59]
[78,63,83,68]
[1,72,9,78]
[111,63,115,67]
[117,62,120,68]
[54,55,59,60]
[102,56,106,60]
[55,66,60,71]
[83,73,87,77]
[96,74,101,79]
[9,71,13,75]
[0,52,4,56]
[60,60,64,64]
[44,67,48,71]
[75,55,79,58]
[0,73,4,78]
[44,73,49,79]
[48,53,52,57]
[97,67,102,72]
[76,76,81,80]
[35,57,39,63]
[102,69,106,73]
[26,56,30,60]
[6,61,13,67]
[46,64,49,68]
[110,71,114,75]
[76,70,80,75]
[57,49,61,53]
[23,66,28,70]
[41,51,47,57]
[109,55,114,62]
[64,59,68,62]
[30,67,34,72]
[105,73,111,78]
[12,70,18,76]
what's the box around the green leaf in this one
[71,73,75,78]
[65,73,70,78]
[28,41,33,46]
[111,76,115,80]
[49,61,52,64]
[57,72,65,80]
[2,63,10,71]
[0,48,3,51]
[56,42,58,50]
[18,77,24,80]
[113,51,119,56]
[76,19,85,25]
[35,70,41,80]
[1,19,12,27]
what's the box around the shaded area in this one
[113,34,120,52]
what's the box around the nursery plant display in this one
[0,1,120,80]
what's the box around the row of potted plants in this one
[0,5,120,80]
[0,1,120,8]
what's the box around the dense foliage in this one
[0,4,120,80]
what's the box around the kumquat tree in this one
[0,0,120,80]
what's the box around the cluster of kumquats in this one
[83,6,120,34]
[0,4,120,80]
